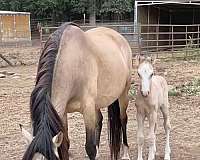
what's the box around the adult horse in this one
[21,22,132,160]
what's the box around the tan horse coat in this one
[21,23,132,160]
[51,26,132,159]
[51,26,132,114]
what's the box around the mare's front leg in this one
[136,111,145,160]
[96,109,103,158]
[148,111,157,160]
[83,97,97,160]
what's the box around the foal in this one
[135,56,171,160]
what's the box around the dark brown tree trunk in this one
[89,0,96,25]
[52,10,56,26]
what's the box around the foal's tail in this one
[108,99,122,160]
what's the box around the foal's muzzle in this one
[141,91,150,97]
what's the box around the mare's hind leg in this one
[96,109,103,158]
[83,97,97,160]
[119,90,130,160]
[62,113,70,149]
[160,104,171,160]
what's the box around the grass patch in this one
[168,88,181,96]
[169,78,200,96]
[128,83,136,99]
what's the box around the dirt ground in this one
[0,47,200,160]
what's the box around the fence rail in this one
[39,23,200,58]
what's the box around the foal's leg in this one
[136,112,145,160]
[83,97,97,160]
[119,91,130,160]
[161,105,171,160]
[96,109,103,158]
[148,111,157,160]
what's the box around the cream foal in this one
[135,56,171,160]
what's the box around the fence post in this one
[198,25,199,49]
[156,25,159,58]
[185,25,188,59]
[0,15,2,43]
[138,23,142,55]
[171,25,174,57]
[40,27,43,48]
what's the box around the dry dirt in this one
[0,47,200,160]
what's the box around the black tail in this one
[108,100,122,160]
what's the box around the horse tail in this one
[25,22,78,160]
[108,99,122,160]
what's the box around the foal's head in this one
[136,55,155,97]
[20,124,63,160]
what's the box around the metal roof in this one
[136,0,200,2]
[136,0,200,6]
[0,11,30,15]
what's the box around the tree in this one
[89,0,96,25]
[0,0,133,24]
[70,0,97,24]
[100,0,133,21]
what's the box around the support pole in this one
[134,1,138,33]
[156,7,160,58]
[147,5,150,53]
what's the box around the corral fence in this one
[40,23,200,58]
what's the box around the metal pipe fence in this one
[39,23,200,58]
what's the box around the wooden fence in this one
[40,23,200,58]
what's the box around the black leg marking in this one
[85,127,96,160]
[121,115,128,147]
[96,110,103,148]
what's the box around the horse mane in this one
[22,22,79,160]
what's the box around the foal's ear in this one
[135,55,145,66]
[19,124,33,145]
[146,56,152,63]
[52,131,63,147]
[152,58,159,65]
[146,56,158,65]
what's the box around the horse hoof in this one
[147,155,155,160]
[96,153,100,159]
[121,144,130,160]
[122,156,130,160]
[164,154,170,160]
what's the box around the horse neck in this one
[25,23,76,160]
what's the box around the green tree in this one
[0,0,133,24]
[70,0,97,24]
[100,0,133,20]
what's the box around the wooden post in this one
[0,53,13,66]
